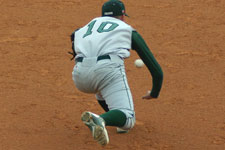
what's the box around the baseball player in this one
[69,0,163,146]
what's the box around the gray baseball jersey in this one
[74,16,133,58]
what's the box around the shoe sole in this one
[81,111,109,146]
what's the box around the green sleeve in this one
[131,31,163,98]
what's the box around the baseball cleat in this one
[81,111,109,146]
[116,127,129,133]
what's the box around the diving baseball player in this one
[69,0,163,146]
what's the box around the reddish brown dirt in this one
[0,0,225,150]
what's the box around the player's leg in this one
[98,64,135,130]
[73,59,110,145]
[96,93,129,133]
[99,93,135,130]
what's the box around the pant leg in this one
[96,62,135,129]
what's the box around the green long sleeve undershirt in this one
[131,31,163,98]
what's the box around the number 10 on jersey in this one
[83,20,119,38]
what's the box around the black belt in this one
[76,55,111,63]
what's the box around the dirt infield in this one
[0,0,225,149]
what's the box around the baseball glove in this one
[68,31,76,60]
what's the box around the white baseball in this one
[134,59,144,68]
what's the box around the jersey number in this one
[83,20,119,38]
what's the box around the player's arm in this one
[131,30,163,99]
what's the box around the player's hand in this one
[142,90,155,100]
